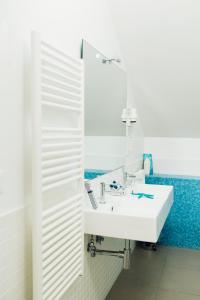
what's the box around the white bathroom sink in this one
[84,184,173,242]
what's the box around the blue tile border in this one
[146,174,200,250]
[84,169,108,180]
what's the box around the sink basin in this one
[84,184,173,242]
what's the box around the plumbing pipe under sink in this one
[87,236,131,270]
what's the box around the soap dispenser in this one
[143,153,153,176]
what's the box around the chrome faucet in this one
[123,171,137,191]
[99,182,106,204]
[123,171,133,184]
[85,182,98,210]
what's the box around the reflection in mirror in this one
[81,40,127,179]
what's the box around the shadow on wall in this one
[146,174,200,250]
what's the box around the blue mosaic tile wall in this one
[146,174,200,250]
[84,169,107,180]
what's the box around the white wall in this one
[0,0,144,213]
[0,0,126,213]
[85,136,127,170]
[144,137,200,176]
[108,0,200,177]
[0,208,28,300]
[0,1,143,299]
[108,0,200,138]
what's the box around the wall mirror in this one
[81,40,127,178]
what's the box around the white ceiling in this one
[108,0,200,137]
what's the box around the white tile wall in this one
[0,208,27,300]
[61,237,125,300]
[144,137,200,176]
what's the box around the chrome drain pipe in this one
[87,236,131,270]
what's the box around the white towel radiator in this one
[31,31,84,300]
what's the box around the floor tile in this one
[127,247,167,287]
[122,262,164,288]
[156,289,200,300]
[106,246,200,300]
[106,279,156,300]
[160,266,200,295]
[165,247,200,271]
[133,246,168,263]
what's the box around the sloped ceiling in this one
[108,0,200,137]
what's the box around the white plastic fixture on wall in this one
[31,31,84,300]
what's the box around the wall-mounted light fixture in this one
[121,107,137,126]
